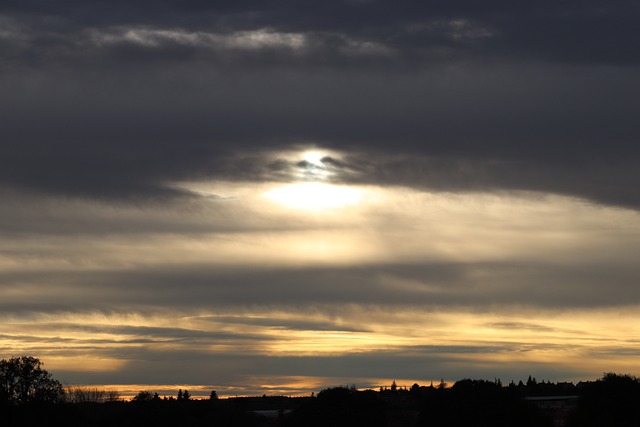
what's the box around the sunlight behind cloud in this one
[262,182,366,210]
[302,150,326,166]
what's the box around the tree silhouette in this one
[65,385,119,403]
[292,386,386,427]
[131,390,154,402]
[0,356,63,404]
[567,373,640,426]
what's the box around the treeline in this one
[286,375,640,427]
[2,356,640,426]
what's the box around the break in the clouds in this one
[2,1,640,397]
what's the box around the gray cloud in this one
[3,261,640,314]
[3,1,640,65]
[36,323,269,343]
[51,344,594,392]
[2,63,639,206]
[1,2,640,208]
[486,322,559,333]
[205,316,371,333]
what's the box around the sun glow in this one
[263,182,365,210]
[302,150,325,166]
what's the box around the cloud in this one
[3,261,640,314]
[205,316,371,333]
[1,62,638,207]
[0,1,639,208]
[4,1,640,65]
[31,340,607,391]
[2,187,640,315]
[3,1,640,393]
[486,322,559,333]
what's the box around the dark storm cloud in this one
[2,1,640,208]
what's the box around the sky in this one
[2,0,640,398]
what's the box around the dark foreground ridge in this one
[2,357,639,426]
